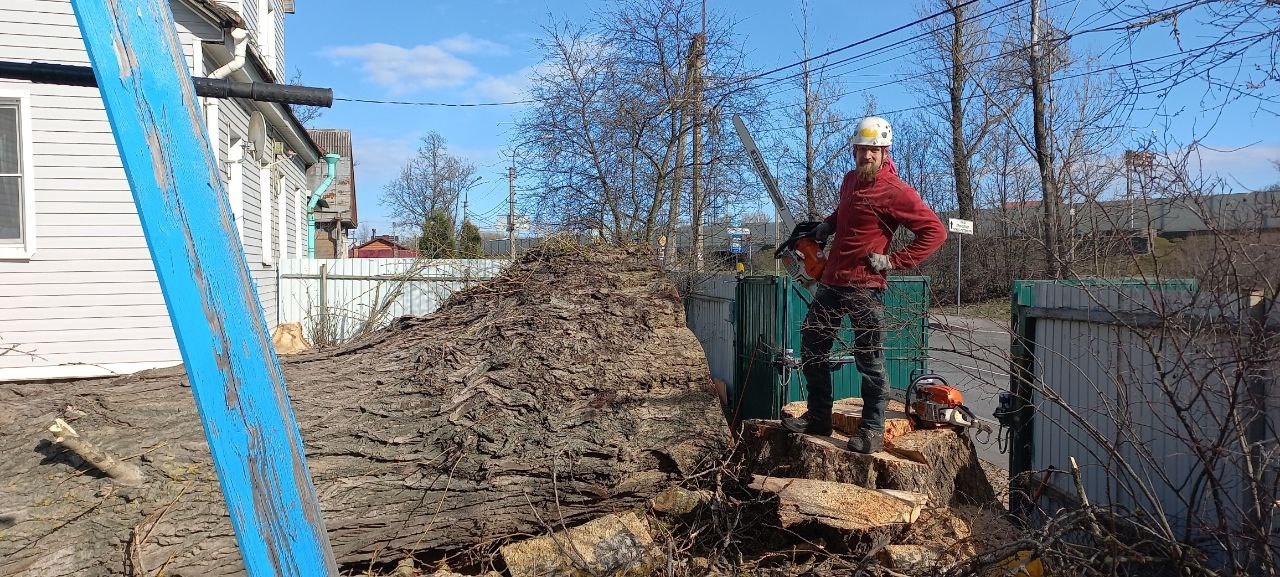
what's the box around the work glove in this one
[867,253,893,273]
[812,221,833,243]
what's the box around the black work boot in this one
[847,429,884,454]
[781,413,832,436]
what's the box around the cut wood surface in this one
[782,399,913,442]
[748,475,923,532]
[742,420,996,507]
[0,246,730,577]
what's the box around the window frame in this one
[0,90,37,260]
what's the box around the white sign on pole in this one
[948,218,974,235]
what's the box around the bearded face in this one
[856,157,882,182]
[855,145,887,182]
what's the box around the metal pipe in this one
[308,154,339,258]
[0,60,333,107]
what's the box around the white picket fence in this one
[277,258,508,344]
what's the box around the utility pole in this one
[1029,0,1062,278]
[688,31,707,272]
[507,163,516,259]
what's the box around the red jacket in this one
[820,159,946,288]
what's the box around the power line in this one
[742,0,984,84]
[743,0,1028,97]
[743,0,1037,111]
[757,30,1272,134]
[330,2,985,109]
[729,0,1208,109]
[333,96,541,107]
[749,0,1218,120]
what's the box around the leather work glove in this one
[867,253,893,273]
[812,221,833,243]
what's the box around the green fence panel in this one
[731,275,930,423]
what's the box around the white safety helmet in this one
[853,116,893,148]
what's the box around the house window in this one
[260,166,274,265]
[227,138,246,244]
[277,176,287,262]
[0,92,36,260]
[258,0,277,73]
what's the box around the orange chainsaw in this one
[774,222,828,282]
[905,373,991,433]
[731,114,827,285]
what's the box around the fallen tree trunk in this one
[0,246,730,577]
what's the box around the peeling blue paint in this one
[69,1,338,575]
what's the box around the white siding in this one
[0,1,176,381]
[0,1,313,382]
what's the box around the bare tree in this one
[380,132,480,233]
[911,0,1022,221]
[790,1,856,221]
[287,68,324,127]
[516,0,755,260]
[1109,1,1280,117]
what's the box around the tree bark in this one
[948,0,976,221]
[0,246,729,577]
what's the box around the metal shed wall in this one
[1011,279,1276,546]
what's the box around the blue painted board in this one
[68,1,338,575]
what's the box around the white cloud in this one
[1192,142,1280,190]
[351,134,418,188]
[323,43,477,93]
[437,34,510,56]
[471,66,534,102]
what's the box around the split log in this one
[499,510,660,577]
[741,421,996,506]
[748,475,923,533]
[0,246,729,577]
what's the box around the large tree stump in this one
[741,421,995,507]
[0,246,729,577]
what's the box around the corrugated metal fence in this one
[684,274,738,387]
[277,258,507,344]
[1011,280,1278,548]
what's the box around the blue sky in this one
[284,1,1279,237]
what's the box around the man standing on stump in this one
[781,116,947,454]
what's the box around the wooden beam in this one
[68,1,338,574]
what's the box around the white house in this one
[0,0,321,381]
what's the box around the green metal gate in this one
[730,275,931,423]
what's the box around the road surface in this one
[926,315,1013,467]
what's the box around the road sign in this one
[948,218,974,235]
[498,214,531,232]
[727,227,750,255]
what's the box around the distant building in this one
[306,129,358,258]
[348,235,418,258]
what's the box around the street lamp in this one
[501,133,552,259]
